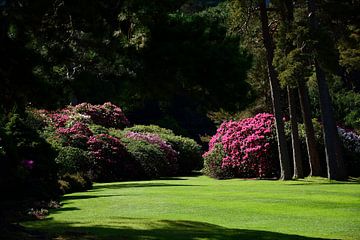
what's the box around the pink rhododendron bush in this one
[28,102,202,184]
[203,113,360,179]
[74,102,130,128]
[203,113,279,179]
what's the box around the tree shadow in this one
[91,182,199,191]
[25,218,339,240]
[287,180,360,186]
[61,194,122,201]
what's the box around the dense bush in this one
[337,127,360,177]
[55,147,91,176]
[87,134,129,181]
[203,113,279,179]
[125,124,203,174]
[125,125,175,135]
[125,131,179,175]
[75,102,129,129]
[203,143,234,179]
[20,106,204,185]
[59,173,92,194]
[121,136,169,179]
[2,113,59,200]
[160,134,203,174]
[88,124,109,135]
[57,122,93,149]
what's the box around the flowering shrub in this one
[57,122,93,149]
[125,131,179,175]
[49,113,70,128]
[160,134,203,174]
[75,102,129,129]
[125,125,203,174]
[338,127,360,154]
[87,134,129,181]
[203,143,234,179]
[2,113,59,200]
[204,113,279,178]
[337,127,360,176]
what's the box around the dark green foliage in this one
[59,173,92,194]
[160,134,203,174]
[88,124,109,135]
[308,76,360,133]
[331,82,360,132]
[55,147,91,176]
[203,143,234,179]
[125,125,203,174]
[125,125,175,136]
[121,137,168,179]
[1,113,58,200]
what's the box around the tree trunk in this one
[288,86,303,179]
[314,61,347,180]
[297,79,322,176]
[307,0,347,180]
[259,0,292,180]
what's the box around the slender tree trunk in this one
[259,0,292,180]
[297,79,322,176]
[307,0,347,180]
[314,61,347,180]
[288,86,303,179]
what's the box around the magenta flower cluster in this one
[21,159,34,170]
[74,102,129,129]
[87,134,128,164]
[125,131,178,172]
[47,108,73,127]
[205,113,276,178]
[57,122,93,149]
[87,134,129,180]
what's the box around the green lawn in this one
[23,176,360,240]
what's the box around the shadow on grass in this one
[287,180,360,186]
[24,218,337,240]
[61,194,123,201]
[91,182,199,191]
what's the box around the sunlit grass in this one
[23,175,360,240]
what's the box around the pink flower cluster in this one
[87,134,129,181]
[125,131,178,172]
[57,122,93,149]
[205,113,276,177]
[49,113,70,128]
[75,102,129,129]
[87,134,127,163]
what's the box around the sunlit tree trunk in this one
[259,0,292,180]
[288,86,303,179]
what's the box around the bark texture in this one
[259,0,292,180]
[297,80,322,176]
[307,0,347,180]
[288,86,303,179]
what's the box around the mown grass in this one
[23,176,360,240]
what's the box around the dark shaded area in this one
[91,182,199,191]
[288,180,360,186]
[19,219,338,240]
[61,195,123,201]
